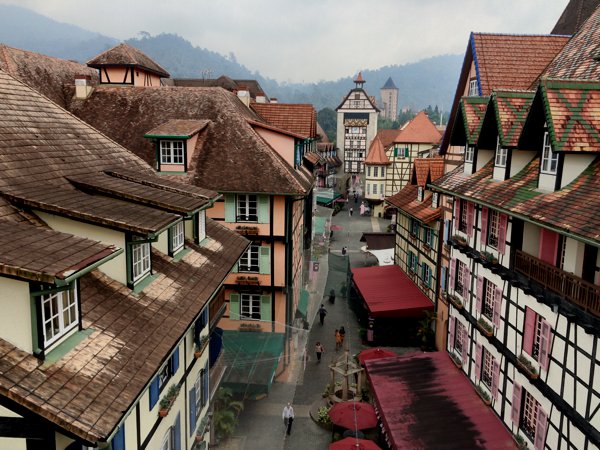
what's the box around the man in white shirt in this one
[282,402,295,435]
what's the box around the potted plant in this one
[475,385,492,405]
[479,250,498,265]
[451,234,467,246]
[213,388,244,442]
[159,384,180,417]
[517,354,539,379]
[446,293,463,309]
[247,276,259,285]
[449,352,463,368]
[477,317,494,337]
[416,310,437,351]
[194,335,209,358]
[316,405,333,430]
[513,433,529,449]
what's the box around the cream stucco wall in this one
[538,172,557,191]
[522,222,541,257]
[0,277,32,353]
[154,227,170,255]
[476,149,494,171]
[561,153,596,188]
[255,128,295,167]
[35,211,127,284]
[510,150,536,177]
[562,237,585,277]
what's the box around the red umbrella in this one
[357,348,396,365]
[328,401,378,430]
[330,224,344,231]
[329,437,381,450]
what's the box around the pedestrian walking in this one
[349,207,354,216]
[335,329,342,351]
[315,341,325,363]
[341,246,347,256]
[282,402,295,435]
[318,304,327,325]
[339,326,346,349]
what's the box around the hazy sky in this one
[1,0,568,83]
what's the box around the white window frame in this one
[197,210,206,243]
[422,264,432,287]
[488,210,499,248]
[381,167,385,178]
[483,279,495,321]
[239,245,260,272]
[237,194,258,222]
[454,321,465,355]
[468,78,478,96]
[373,184,378,195]
[374,167,379,177]
[541,131,558,175]
[495,137,508,167]
[41,287,78,347]
[481,349,494,389]
[465,145,475,163]
[132,241,151,282]
[160,140,184,165]
[532,314,543,361]
[456,260,466,296]
[521,390,540,441]
[160,428,174,450]
[171,221,185,254]
[195,370,203,419]
[424,226,434,247]
[240,293,261,320]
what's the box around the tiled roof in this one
[381,77,398,90]
[458,96,489,145]
[68,86,312,195]
[171,76,268,100]
[365,136,391,165]
[355,72,365,83]
[432,156,600,244]
[492,90,535,147]
[386,185,441,223]
[413,158,445,187]
[394,111,441,144]
[472,34,570,94]
[144,119,210,138]
[551,0,600,35]
[0,220,248,443]
[545,5,600,81]
[0,44,98,108]
[376,129,401,149]
[251,103,317,139]
[87,43,170,78]
[0,220,119,283]
[247,119,306,140]
[543,79,600,152]
[303,152,322,166]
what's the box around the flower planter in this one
[517,357,540,380]
[513,434,529,450]
[159,407,170,417]
[447,294,463,310]
[476,387,492,406]
[236,227,259,236]
[477,319,494,337]
[449,353,463,368]
[194,350,203,359]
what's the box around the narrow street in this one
[223,201,391,449]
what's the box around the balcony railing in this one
[514,249,600,316]
[209,289,226,328]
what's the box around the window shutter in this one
[443,219,450,243]
[258,195,269,224]
[203,362,209,405]
[224,194,236,222]
[498,213,508,254]
[511,383,522,425]
[534,407,549,450]
[466,202,474,237]
[462,264,471,296]
[112,425,125,450]
[171,347,179,374]
[491,359,500,400]
[260,295,272,322]
[394,147,398,157]
[449,258,456,291]
[540,319,552,370]
[440,266,447,291]
[174,413,181,450]
[229,294,240,320]
[474,343,482,382]
[189,387,197,432]
[480,207,489,245]
[404,147,409,158]
[523,307,536,355]
[453,199,461,231]
[538,228,559,265]
[461,330,469,366]
[149,376,159,409]
[259,246,271,275]
[493,287,502,328]
[476,276,483,314]
[448,316,455,350]
[197,210,206,243]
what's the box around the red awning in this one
[365,352,515,450]
[351,265,433,318]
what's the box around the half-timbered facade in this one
[432,9,600,449]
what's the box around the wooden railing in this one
[514,249,600,316]
[209,288,226,328]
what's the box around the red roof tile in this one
[251,103,317,139]
[364,136,391,165]
[87,43,170,78]
[395,111,441,144]
[493,91,535,147]
[387,184,441,223]
[459,96,489,145]
[376,128,401,149]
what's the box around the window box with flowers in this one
[513,433,529,450]
[475,384,492,406]
[451,234,467,247]
[444,292,463,309]
[159,384,180,417]
[479,250,498,267]
[236,276,260,285]
[236,225,259,236]
[517,354,539,380]
[194,335,210,358]
[449,352,463,369]
[477,317,494,337]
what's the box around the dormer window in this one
[237,194,258,222]
[131,240,151,283]
[196,210,206,243]
[169,221,185,255]
[160,140,184,165]
[541,131,558,175]
[465,145,475,163]
[432,192,439,209]
[417,186,424,202]
[468,78,478,96]
[495,137,507,168]
[40,286,78,348]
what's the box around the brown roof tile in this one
[395,111,442,144]
[365,136,391,165]
[171,76,268,100]
[376,129,401,149]
[551,0,600,35]
[251,103,317,138]
[459,96,489,145]
[87,43,170,78]
[144,119,210,138]
[387,185,441,223]
[492,91,535,147]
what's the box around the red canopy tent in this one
[328,401,378,430]
[357,348,396,365]
[352,265,433,317]
[329,437,381,450]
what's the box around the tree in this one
[213,387,244,441]
[317,107,337,143]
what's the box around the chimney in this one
[256,92,267,103]
[270,98,278,104]
[236,85,250,107]
[74,75,93,99]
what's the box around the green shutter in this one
[232,260,238,273]
[225,194,236,222]
[404,147,409,157]
[260,295,271,322]
[258,195,269,224]
[229,294,240,320]
[259,246,271,274]
[394,147,398,157]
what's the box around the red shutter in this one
[449,258,456,291]
[480,206,489,246]
[511,383,522,425]
[523,307,536,356]
[476,275,483,314]
[462,263,471,296]
[467,202,474,237]
[493,286,502,328]
[462,329,469,365]
[497,213,508,254]
[534,407,549,450]
[538,228,559,265]
[540,319,552,370]
[453,198,461,231]
[491,358,500,400]
[449,316,455,350]
[474,343,482,382]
